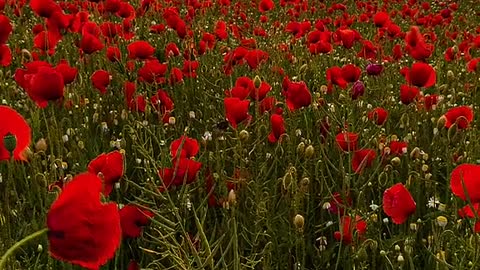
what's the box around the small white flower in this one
[427,197,440,208]
[370,202,379,211]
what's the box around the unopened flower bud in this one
[391,157,401,166]
[253,75,262,89]
[239,130,249,142]
[297,142,305,155]
[35,138,48,152]
[436,216,448,228]
[228,189,237,206]
[3,133,16,156]
[304,145,315,158]
[293,214,305,232]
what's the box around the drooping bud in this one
[239,130,249,142]
[304,145,315,158]
[35,138,47,152]
[366,63,384,76]
[253,75,262,89]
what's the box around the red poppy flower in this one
[158,158,202,188]
[0,15,12,44]
[227,77,254,100]
[337,28,356,49]
[27,66,65,108]
[450,164,480,202]
[400,84,420,105]
[138,59,168,84]
[334,215,367,244]
[443,106,474,129]
[215,20,228,40]
[244,49,269,69]
[91,70,111,94]
[268,113,286,143]
[251,81,271,101]
[458,203,480,233]
[170,136,200,159]
[368,107,388,125]
[88,151,124,196]
[373,11,390,28]
[127,40,155,60]
[224,97,251,129]
[282,77,311,111]
[30,0,62,18]
[47,172,121,269]
[383,183,416,224]
[405,62,436,88]
[335,132,358,152]
[327,192,352,216]
[119,205,154,238]
[55,60,78,85]
[387,141,408,156]
[326,66,348,89]
[80,32,104,54]
[341,64,362,83]
[352,149,376,174]
[0,44,11,67]
[259,0,274,12]
[150,89,174,122]
[182,60,199,78]
[467,58,480,72]
[106,46,121,62]
[259,96,276,114]
[0,106,31,161]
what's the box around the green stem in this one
[0,228,48,270]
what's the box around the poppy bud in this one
[293,214,304,232]
[447,70,455,81]
[37,244,43,253]
[297,142,305,155]
[299,63,308,75]
[228,189,236,206]
[35,138,47,152]
[409,147,421,159]
[239,130,249,142]
[3,133,16,156]
[253,75,262,89]
[404,245,413,255]
[447,123,457,141]
[391,157,401,166]
[437,115,447,129]
[351,81,365,100]
[304,145,315,158]
[436,216,447,228]
[397,254,404,263]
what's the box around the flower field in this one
[1,0,480,269]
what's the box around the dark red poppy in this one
[127,40,155,60]
[55,60,78,85]
[158,158,202,188]
[27,66,65,108]
[405,62,436,88]
[352,149,376,174]
[368,107,388,125]
[128,260,140,270]
[334,215,367,244]
[268,113,286,143]
[87,151,124,196]
[91,70,111,94]
[0,15,12,44]
[443,106,474,129]
[224,97,251,129]
[119,205,154,238]
[47,172,121,269]
[450,164,480,202]
[336,132,358,152]
[400,84,420,105]
[0,44,11,67]
[170,136,199,159]
[383,183,416,224]
[282,77,311,111]
[0,106,31,161]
